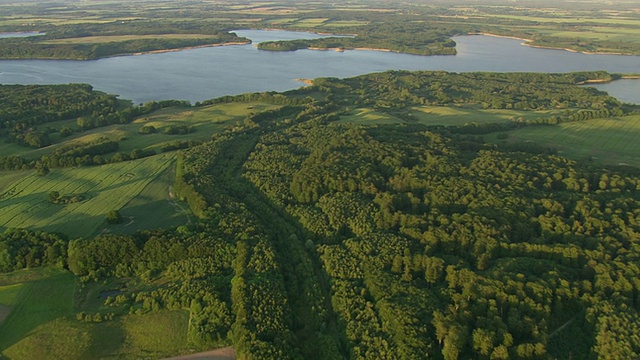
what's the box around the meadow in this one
[495,115,640,167]
[0,267,191,359]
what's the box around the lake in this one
[0,32,45,38]
[0,29,638,104]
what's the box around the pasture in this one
[0,267,191,359]
[0,268,76,352]
[496,115,640,167]
[0,154,174,238]
[3,311,190,359]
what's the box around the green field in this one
[338,106,561,126]
[293,18,329,28]
[483,13,640,27]
[0,268,76,352]
[0,154,174,238]
[495,115,640,167]
[0,268,191,359]
[324,20,369,27]
[104,164,192,235]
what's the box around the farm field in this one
[337,108,401,125]
[338,106,561,126]
[104,164,192,235]
[0,154,174,238]
[495,115,640,167]
[409,106,562,126]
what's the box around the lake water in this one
[0,29,638,104]
[0,32,45,38]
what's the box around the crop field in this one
[324,20,369,27]
[481,14,640,27]
[0,154,174,238]
[41,34,220,45]
[105,164,192,234]
[0,171,28,193]
[409,106,561,126]
[533,27,640,45]
[496,115,640,167]
[338,106,560,126]
[293,18,329,28]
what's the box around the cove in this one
[0,29,638,104]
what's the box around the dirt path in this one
[549,317,575,339]
[162,347,235,360]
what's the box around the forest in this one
[0,68,639,359]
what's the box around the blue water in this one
[0,30,638,103]
[0,31,45,38]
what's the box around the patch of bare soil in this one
[162,347,235,360]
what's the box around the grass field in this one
[495,115,640,167]
[0,266,191,359]
[0,268,76,352]
[0,154,174,238]
[338,106,560,126]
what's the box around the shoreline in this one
[0,41,252,61]
[294,78,314,85]
[469,32,633,56]
[577,75,640,85]
[130,41,251,56]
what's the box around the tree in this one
[106,210,123,224]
